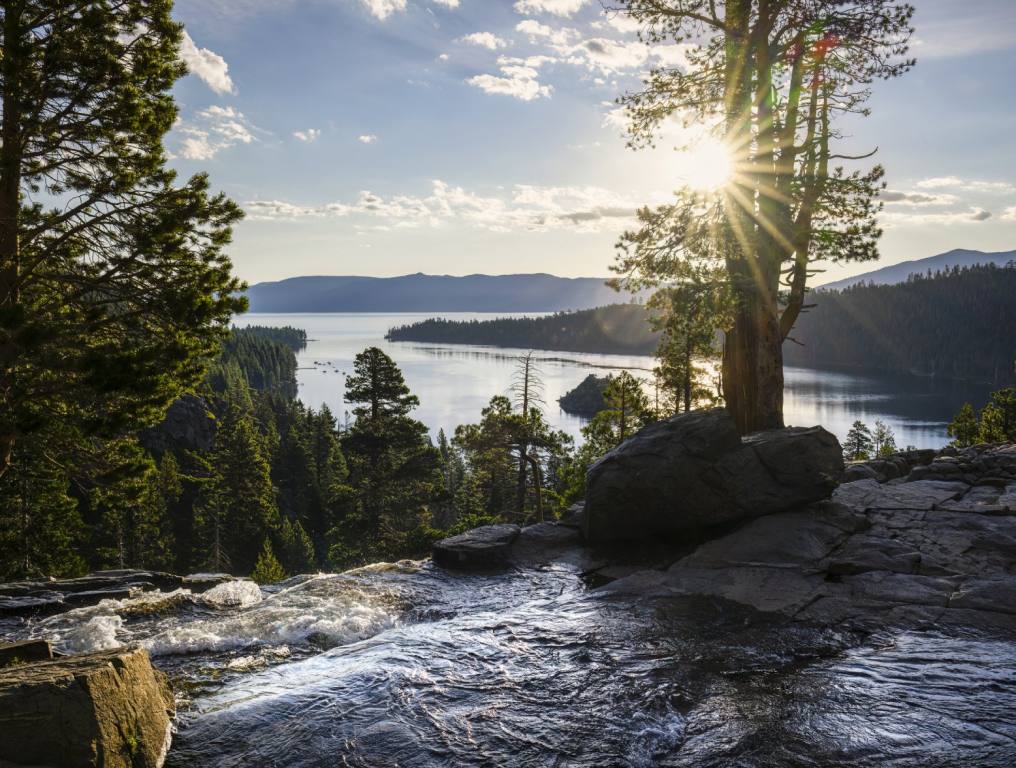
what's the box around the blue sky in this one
[169,0,1016,285]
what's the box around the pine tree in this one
[333,348,441,566]
[251,538,286,585]
[279,517,316,575]
[609,0,914,432]
[197,403,280,574]
[872,420,897,457]
[650,278,728,415]
[843,421,874,461]
[0,433,85,580]
[0,1,245,476]
[948,403,979,448]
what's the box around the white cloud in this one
[591,14,642,34]
[179,31,235,94]
[515,19,580,46]
[293,128,321,142]
[358,134,378,144]
[361,0,406,20]
[1003,206,1016,222]
[566,37,651,74]
[438,53,450,60]
[432,0,459,6]
[174,105,256,160]
[459,32,509,50]
[245,179,651,233]
[513,0,588,18]
[881,190,959,206]
[916,177,1016,195]
[468,63,553,101]
[881,207,994,227]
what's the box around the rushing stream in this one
[2,559,1015,767]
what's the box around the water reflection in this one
[236,313,994,448]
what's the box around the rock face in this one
[432,524,521,569]
[140,393,215,455]
[0,648,175,768]
[602,443,1016,631]
[582,409,843,542]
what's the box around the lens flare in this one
[678,137,733,191]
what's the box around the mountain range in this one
[818,248,1016,291]
[244,273,627,313]
[244,249,1015,312]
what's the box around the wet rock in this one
[0,648,174,768]
[583,409,843,543]
[432,524,520,569]
[0,640,53,668]
[0,570,236,618]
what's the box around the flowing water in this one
[235,313,996,449]
[3,560,1014,766]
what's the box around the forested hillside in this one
[786,264,1016,383]
[386,304,659,355]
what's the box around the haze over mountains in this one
[244,249,1015,313]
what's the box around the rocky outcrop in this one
[140,393,216,455]
[0,570,235,617]
[601,444,1016,631]
[558,374,608,417]
[582,409,843,543]
[0,648,175,768]
[432,524,521,569]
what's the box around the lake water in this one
[236,313,996,449]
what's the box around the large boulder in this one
[582,409,843,543]
[0,648,175,768]
[432,524,520,569]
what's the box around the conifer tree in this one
[609,0,914,433]
[333,348,441,565]
[251,538,286,585]
[872,420,897,456]
[948,403,979,448]
[843,421,874,461]
[0,0,245,476]
[0,434,85,580]
[197,402,280,574]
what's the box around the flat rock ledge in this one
[0,569,235,617]
[433,521,593,571]
[0,647,175,768]
[601,443,1016,632]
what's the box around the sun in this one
[678,137,734,191]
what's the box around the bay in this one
[236,313,995,449]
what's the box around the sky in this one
[168,0,1016,286]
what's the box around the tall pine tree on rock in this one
[610,0,914,433]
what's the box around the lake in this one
[236,313,996,449]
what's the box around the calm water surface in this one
[237,313,995,449]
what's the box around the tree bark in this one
[722,280,785,434]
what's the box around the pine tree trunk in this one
[722,291,785,434]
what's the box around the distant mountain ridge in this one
[819,248,1016,291]
[245,273,630,313]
